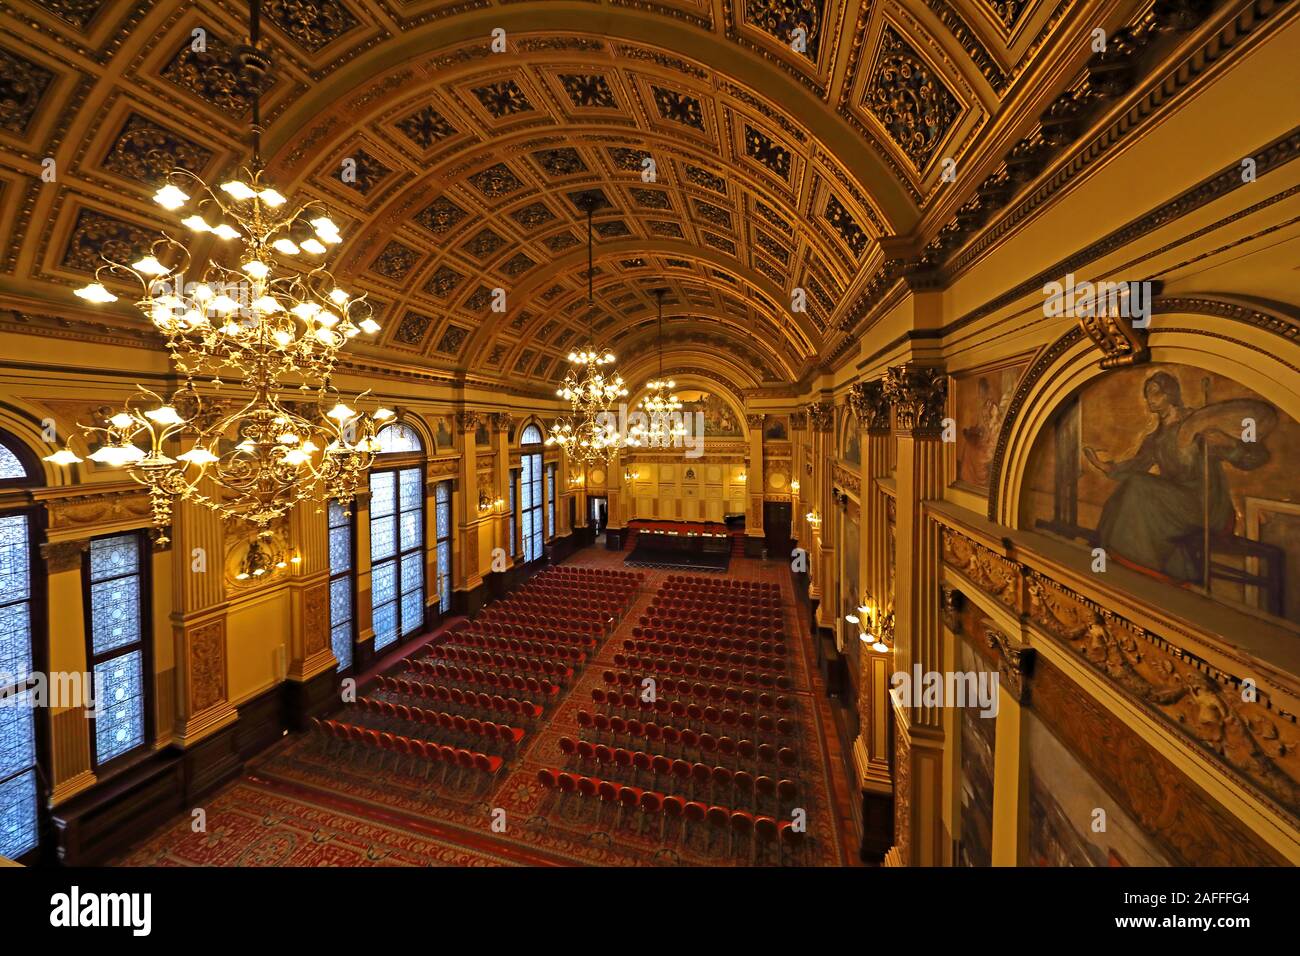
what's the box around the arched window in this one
[520,425,544,563]
[0,431,39,860]
[374,423,423,455]
[369,422,426,651]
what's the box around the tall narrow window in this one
[546,463,557,540]
[508,470,518,558]
[0,511,37,859]
[328,501,355,672]
[370,467,425,650]
[369,423,426,652]
[521,425,543,563]
[435,481,453,615]
[85,532,150,768]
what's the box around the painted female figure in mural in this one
[1083,371,1272,582]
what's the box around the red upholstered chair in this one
[779,820,806,866]
[558,736,577,766]
[754,775,776,815]
[730,810,755,859]
[597,779,619,827]
[576,739,596,769]
[705,805,730,853]
[638,790,664,835]
[455,748,475,787]
[617,785,642,830]
[661,794,685,844]
[577,776,598,821]
[632,750,651,784]
[681,800,707,849]
[556,771,578,816]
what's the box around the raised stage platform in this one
[623,520,736,572]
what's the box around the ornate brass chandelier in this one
[45,0,388,542]
[631,287,686,448]
[546,197,635,465]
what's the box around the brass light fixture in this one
[47,0,388,542]
[546,196,635,465]
[630,287,686,448]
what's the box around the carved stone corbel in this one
[940,584,964,633]
[984,623,1035,703]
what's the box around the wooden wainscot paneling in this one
[1031,657,1287,866]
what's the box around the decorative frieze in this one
[45,487,153,533]
[940,527,1019,611]
[831,463,861,498]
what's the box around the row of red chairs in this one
[653,597,780,614]
[555,743,799,812]
[545,567,642,583]
[662,574,777,592]
[622,640,786,673]
[463,620,598,646]
[402,657,560,696]
[612,656,794,690]
[313,718,503,786]
[374,674,544,720]
[597,674,794,712]
[630,629,785,657]
[349,697,525,749]
[440,631,587,664]
[574,711,796,765]
[426,644,574,681]
[593,686,792,728]
[644,607,782,628]
[536,769,804,863]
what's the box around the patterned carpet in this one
[116,548,855,867]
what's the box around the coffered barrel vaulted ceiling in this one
[2,0,1136,396]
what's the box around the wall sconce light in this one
[569,473,585,487]
[846,600,893,653]
[235,534,287,581]
[478,490,493,512]
[624,469,640,482]
[805,510,822,530]
[737,471,747,482]
[790,479,800,494]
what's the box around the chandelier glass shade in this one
[46,1,388,542]
[546,202,635,465]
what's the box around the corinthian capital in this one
[807,402,835,432]
[882,364,947,436]
[846,379,890,433]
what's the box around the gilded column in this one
[881,363,947,866]
[745,413,765,555]
[455,410,483,602]
[847,379,895,859]
[169,494,236,747]
[39,538,94,804]
[984,622,1035,866]
[286,502,334,684]
[490,412,514,566]
[807,401,835,632]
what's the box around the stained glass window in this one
[435,482,453,615]
[86,532,148,766]
[521,451,543,563]
[328,501,354,672]
[508,470,518,557]
[0,512,37,859]
[0,442,26,481]
[546,463,556,539]
[374,423,423,454]
[370,466,423,650]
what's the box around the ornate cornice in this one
[882,364,947,436]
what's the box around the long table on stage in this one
[625,525,732,571]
